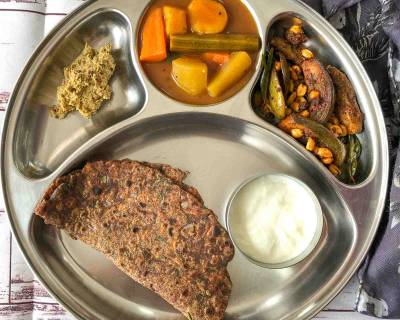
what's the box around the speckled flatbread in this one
[34,160,234,320]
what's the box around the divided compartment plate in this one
[1,0,389,319]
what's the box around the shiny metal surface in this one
[0,0,388,319]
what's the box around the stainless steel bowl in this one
[1,0,389,319]
[227,173,324,269]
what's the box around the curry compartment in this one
[138,0,261,105]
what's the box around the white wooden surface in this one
[321,277,371,319]
[0,1,390,319]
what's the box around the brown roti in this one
[34,160,234,320]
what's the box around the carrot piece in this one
[140,8,167,62]
[202,52,230,65]
[188,0,228,34]
[163,6,187,36]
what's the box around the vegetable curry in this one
[138,0,260,105]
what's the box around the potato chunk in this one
[172,57,208,96]
[188,0,228,34]
[163,6,187,36]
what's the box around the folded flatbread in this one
[34,160,234,320]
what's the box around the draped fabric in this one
[303,0,400,317]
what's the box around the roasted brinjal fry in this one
[253,23,364,181]
[285,24,307,45]
[301,59,335,123]
[327,65,363,134]
[270,37,304,65]
[279,114,346,166]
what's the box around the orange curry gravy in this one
[138,0,260,105]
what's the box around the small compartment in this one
[251,13,374,185]
[13,10,146,178]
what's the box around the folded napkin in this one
[304,0,400,317]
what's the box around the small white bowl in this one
[226,173,323,269]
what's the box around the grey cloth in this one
[303,0,400,318]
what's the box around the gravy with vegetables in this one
[138,0,260,105]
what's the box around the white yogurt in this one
[228,174,322,266]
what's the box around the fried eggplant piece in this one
[301,59,335,123]
[327,65,363,134]
[34,160,234,320]
[285,25,307,45]
[279,114,346,165]
[271,37,304,65]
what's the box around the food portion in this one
[270,37,304,65]
[228,174,321,266]
[169,34,259,53]
[252,22,364,183]
[139,0,260,105]
[279,114,346,166]
[207,51,252,97]
[140,8,167,62]
[34,160,234,320]
[327,65,363,134]
[301,59,335,123]
[172,57,208,96]
[285,25,307,45]
[188,0,228,34]
[50,43,116,119]
[163,5,188,36]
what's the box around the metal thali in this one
[0,0,389,319]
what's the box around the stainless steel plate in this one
[1,0,389,319]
